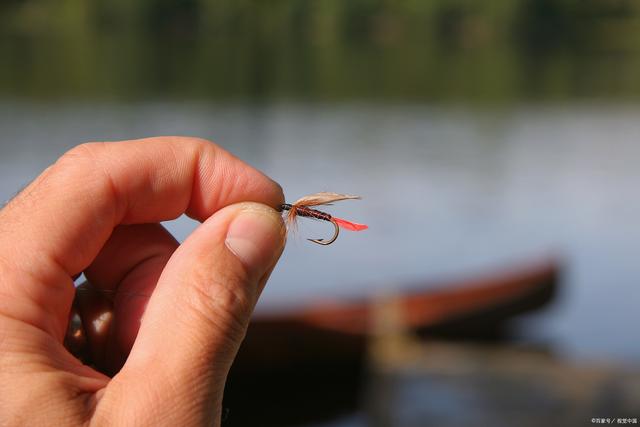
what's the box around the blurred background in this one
[2,1,640,426]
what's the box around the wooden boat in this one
[223,259,561,426]
[234,258,560,366]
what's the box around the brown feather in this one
[292,192,361,207]
[285,206,299,230]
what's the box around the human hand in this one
[0,137,286,425]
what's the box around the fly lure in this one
[279,192,368,245]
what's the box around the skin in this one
[0,137,287,426]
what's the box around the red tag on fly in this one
[333,217,368,231]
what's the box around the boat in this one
[234,258,560,366]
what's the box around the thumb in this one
[99,202,285,425]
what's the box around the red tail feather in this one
[333,217,368,231]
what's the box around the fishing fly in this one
[279,192,368,245]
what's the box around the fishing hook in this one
[308,219,340,245]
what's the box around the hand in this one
[0,137,286,425]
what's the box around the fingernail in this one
[225,206,284,274]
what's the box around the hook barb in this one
[308,220,340,245]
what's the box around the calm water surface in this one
[1,101,639,365]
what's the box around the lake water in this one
[1,100,639,364]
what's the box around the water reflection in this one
[1,101,639,365]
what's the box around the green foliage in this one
[1,0,640,102]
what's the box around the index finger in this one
[0,137,283,338]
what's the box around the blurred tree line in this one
[1,0,640,102]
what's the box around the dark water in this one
[2,101,640,368]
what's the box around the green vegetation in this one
[2,0,640,102]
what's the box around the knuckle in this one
[55,142,110,182]
[183,137,222,160]
[161,136,217,157]
[59,141,106,164]
[53,142,123,220]
[183,136,215,149]
[182,268,254,345]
